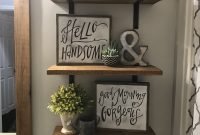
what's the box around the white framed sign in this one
[56,14,111,65]
[96,82,149,131]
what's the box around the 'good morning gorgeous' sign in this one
[96,83,149,131]
[56,14,110,65]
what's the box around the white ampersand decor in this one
[120,30,148,66]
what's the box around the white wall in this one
[31,0,177,135]
[139,1,177,135]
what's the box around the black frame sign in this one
[56,14,111,65]
[96,82,149,131]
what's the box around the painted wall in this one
[31,0,177,135]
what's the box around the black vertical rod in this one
[133,1,140,29]
[69,75,75,84]
[68,0,74,84]
[68,0,75,14]
[132,1,140,82]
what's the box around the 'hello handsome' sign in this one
[56,14,110,65]
[96,83,149,131]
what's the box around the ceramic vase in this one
[102,55,120,66]
[60,113,76,134]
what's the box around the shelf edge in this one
[47,65,163,76]
[51,0,161,4]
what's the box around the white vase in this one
[60,113,77,134]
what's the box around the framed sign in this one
[56,14,111,65]
[96,82,149,131]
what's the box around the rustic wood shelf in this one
[53,126,156,135]
[51,0,161,4]
[47,65,162,75]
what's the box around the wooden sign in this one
[56,14,111,65]
[96,82,149,131]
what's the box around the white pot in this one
[60,113,76,134]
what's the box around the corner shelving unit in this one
[49,0,161,134]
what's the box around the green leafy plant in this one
[102,40,119,57]
[47,84,89,115]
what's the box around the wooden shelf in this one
[51,0,161,4]
[47,65,162,75]
[53,126,156,135]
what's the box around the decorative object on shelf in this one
[79,97,95,135]
[120,30,148,66]
[79,120,95,135]
[56,14,111,65]
[102,40,120,66]
[60,113,77,134]
[47,84,89,134]
[96,82,149,131]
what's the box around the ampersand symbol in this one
[120,30,148,66]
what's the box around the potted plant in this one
[102,40,120,66]
[47,84,89,135]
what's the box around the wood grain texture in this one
[51,0,161,4]
[53,126,156,135]
[47,65,163,75]
[14,0,32,135]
